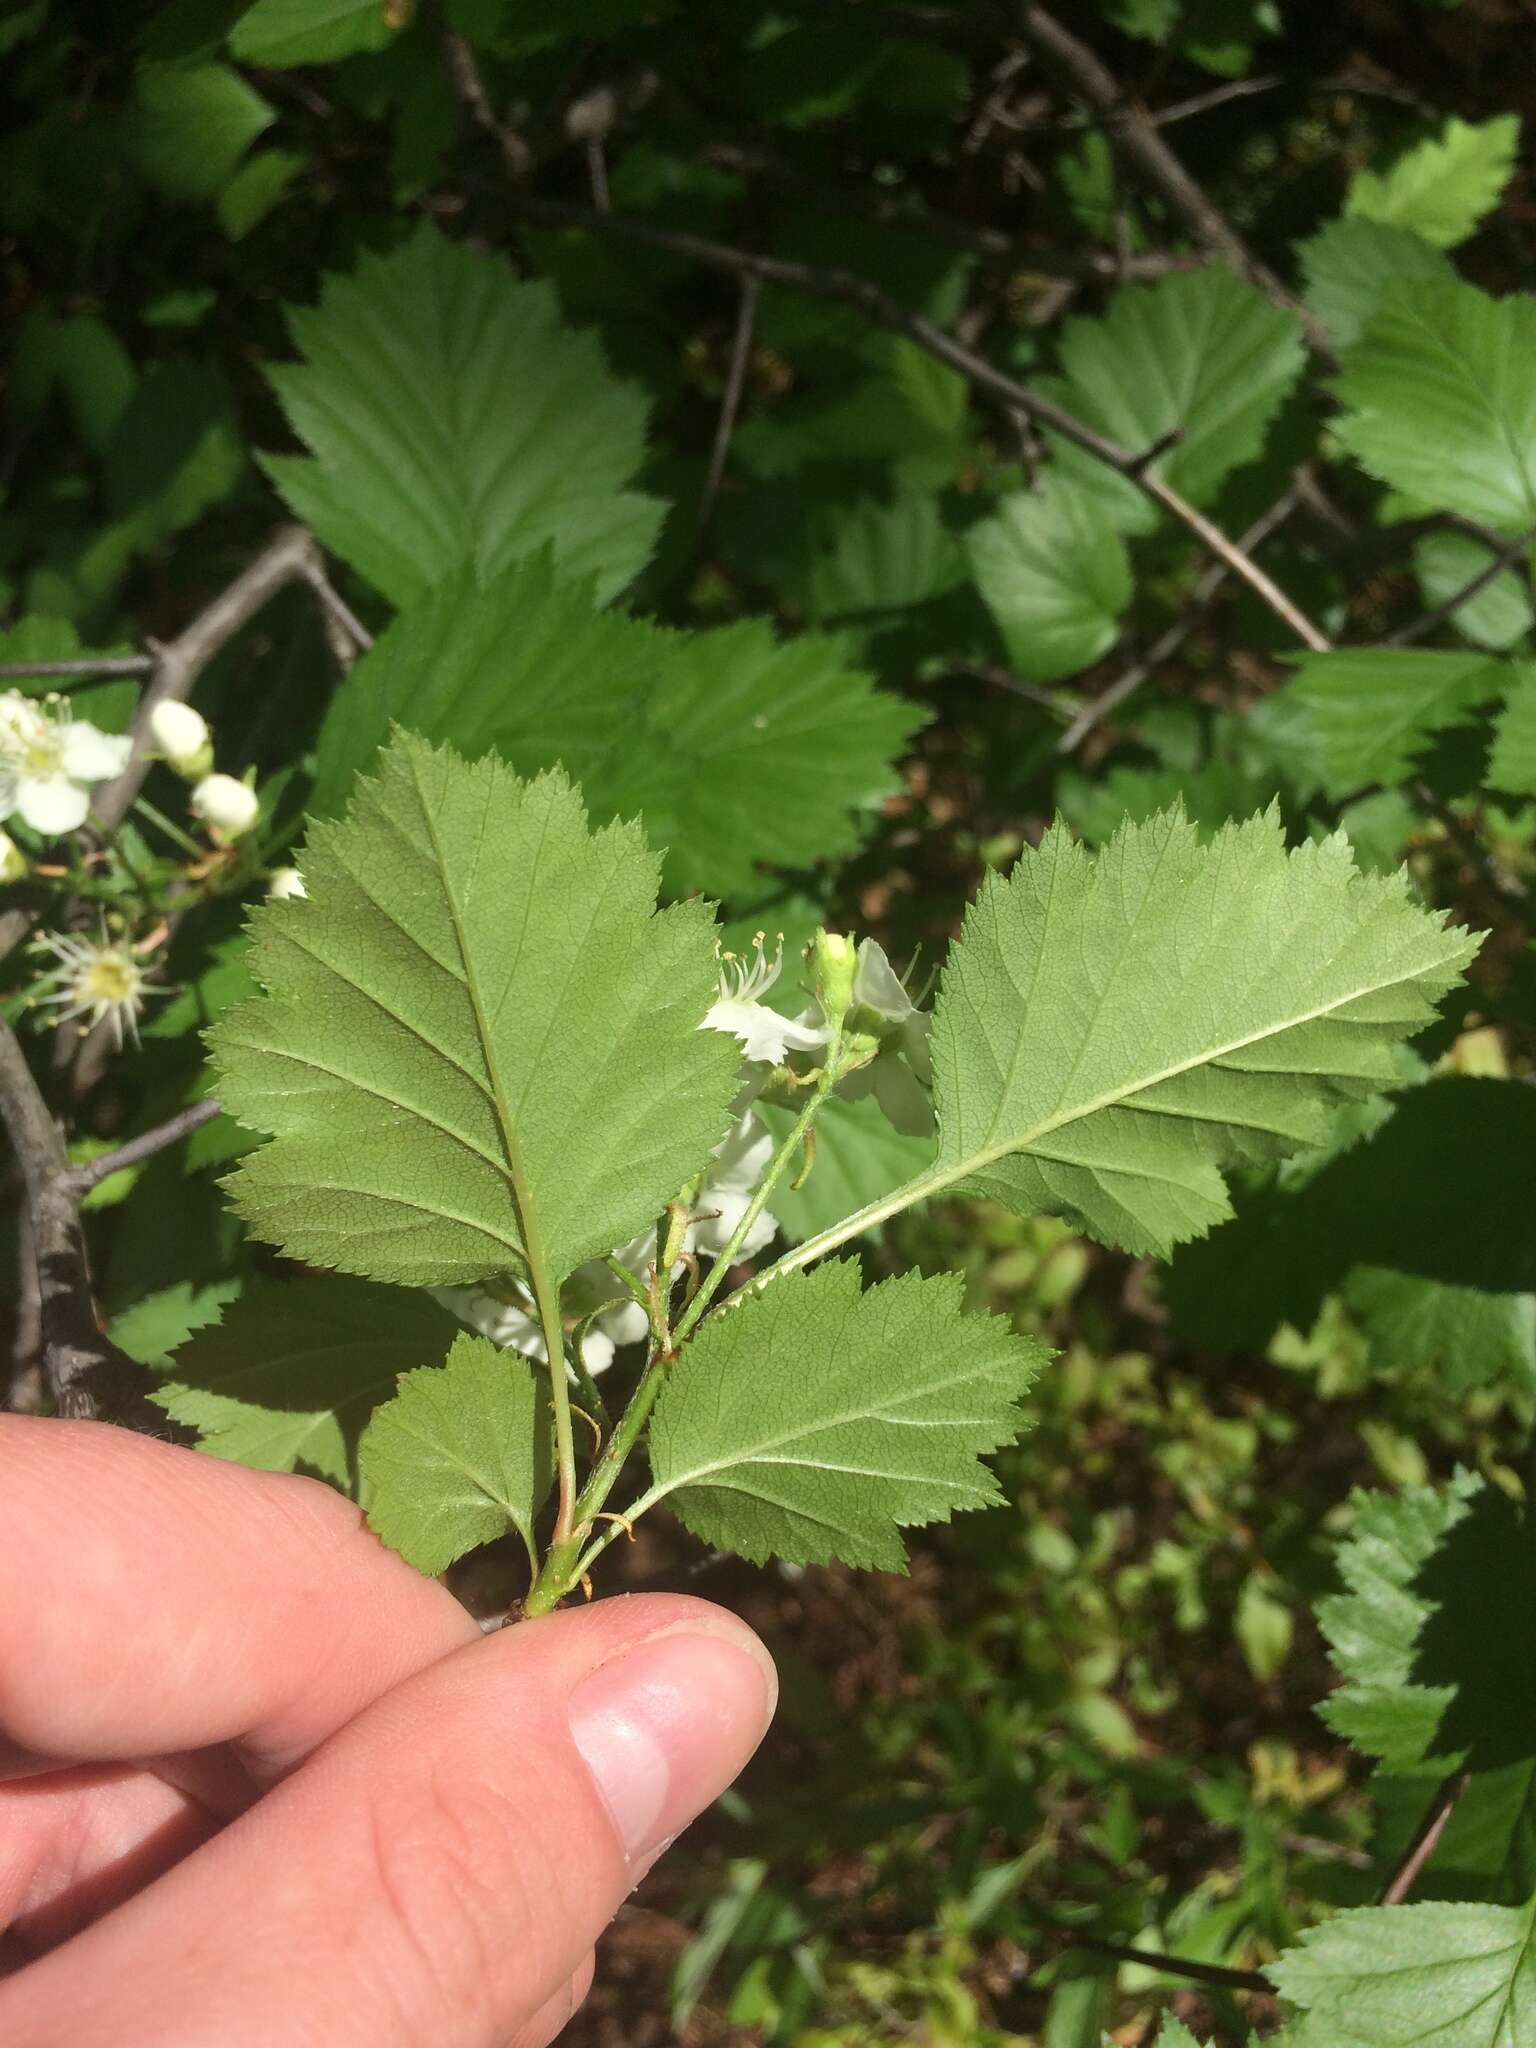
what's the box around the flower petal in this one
[16,775,90,835]
[60,721,132,782]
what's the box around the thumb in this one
[0,1593,777,2048]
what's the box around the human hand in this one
[0,1415,776,2046]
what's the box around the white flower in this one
[149,700,213,779]
[692,1111,778,1257]
[191,772,259,839]
[0,691,131,836]
[0,828,26,884]
[266,866,307,901]
[838,939,935,1137]
[33,929,154,1048]
[702,933,830,1066]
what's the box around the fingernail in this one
[567,1620,777,1863]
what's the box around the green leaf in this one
[798,496,966,622]
[967,477,1132,682]
[152,1275,462,1484]
[1039,266,1306,534]
[1343,1268,1536,1397]
[229,0,401,64]
[1165,1076,1536,1358]
[311,558,920,899]
[1331,282,1536,535]
[1270,1892,1536,2046]
[1414,535,1534,653]
[1490,675,1536,795]
[104,358,245,547]
[217,147,305,240]
[110,1279,242,1369]
[1317,1471,1536,1777]
[1255,648,1507,798]
[128,61,272,201]
[1152,2022,1202,2048]
[263,223,664,608]
[1300,218,1458,353]
[359,1332,553,1574]
[761,1091,935,1243]
[923,809,1476,1258]
[212,730,740,1290]
[646,1262,1045,1571]
[1346,114,1521,250]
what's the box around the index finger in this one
[0,1417,478,1775]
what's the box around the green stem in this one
[603,1253,650,1308]
[130,797,203,860]
[523,1336,671,1617]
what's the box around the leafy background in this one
[3,0,1536,2042]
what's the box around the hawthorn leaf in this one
[1153,2023,1202,2048]
[152,1275,462,1484]
[1038,266,1306,534]
[797,495,966,621]
[760,1091,935,1243]
[359,1333,553,1574]
[211,730,740,1290]
[1414,535,1534,653]
[1346,113,1521,250]
[967,477,1132,681]
[646,1262,1045,1571]
[1331,282,1536,535]
[311,558,921,898]
[921,808,1477,1258]
[230,0,402,65]
[1165,1075,1536,1360]
[1343,1268,1536,1397]
[1316,1471,1536,1775]
[262,223,664,607]
[110,1278,242,1370]
[1489,674,1536,796]
[1300,217,1457,352]
[1255,648,1507,798]
[127,62,272,202]
[1270,1893,1536,2047]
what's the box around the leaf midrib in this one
[768,940,1463,1286]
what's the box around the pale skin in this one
[0,1416,777,2047]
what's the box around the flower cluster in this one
[149,702,259,841]
[442,932,934,1377]
[0,691,131,838]
[437,1112,777,1377]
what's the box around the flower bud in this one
[0,827,26,884]
[266,866,307,901]
[812,928,857,1027]
[149,700,213,780]
[192,772,259,840]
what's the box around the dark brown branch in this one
[65,1097,224,1195]
[700,275,760,525]
[702,138,1184,283]
[1015,4,1335,362]
[91,525,329,837]
[1035,1926,1270,1995]
[502,196,1329,651]
[0,1014,156,1422]
[0,656,155,680]
[1058,481,1304,752]
[1380,1773,1468,1907]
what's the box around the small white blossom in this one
[0,691,131,836]
[191,772,259,839]
[149,700,213,779]
[33,929,154,1048]
[839,938,935,1137]
[266,866,307,901]
[0,828,26,884]
[702,933,829,1066]
[691,1110,778,1257]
